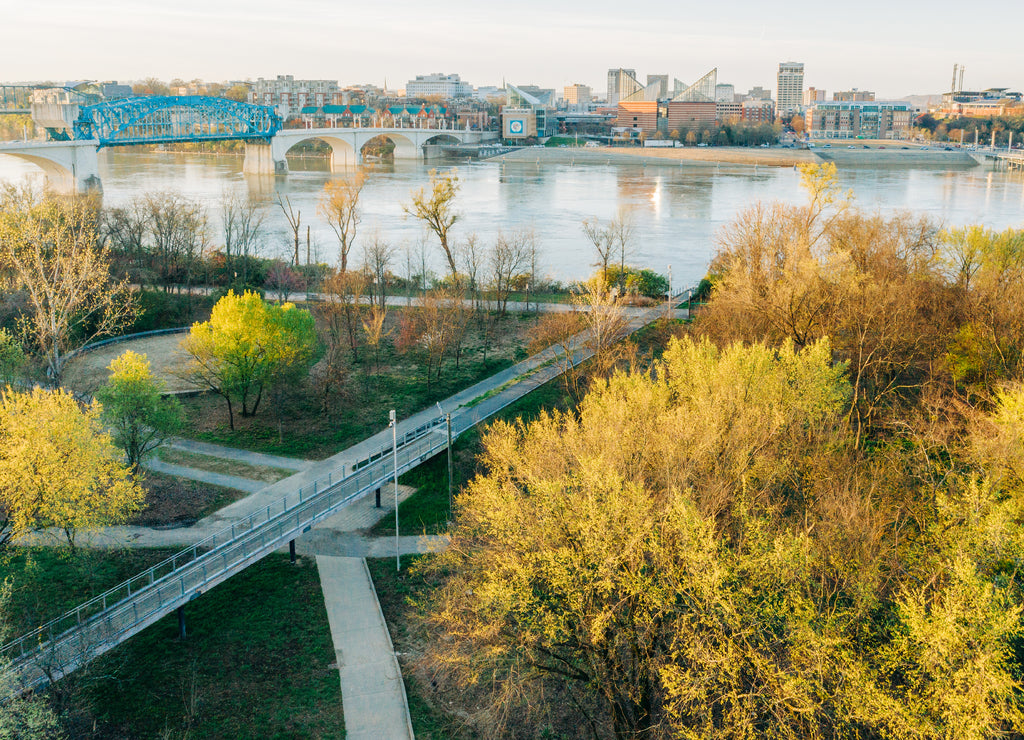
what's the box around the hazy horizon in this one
[3,0,1023,99]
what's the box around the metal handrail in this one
[3,292,693,690]
[0,416,444,667]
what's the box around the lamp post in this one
[437,403,453,523]
[390,410,399,572]
[667,264,672,315]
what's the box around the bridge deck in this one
[3,296,689,692]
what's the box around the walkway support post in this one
[289,539,296,564]
[177,606,186,640]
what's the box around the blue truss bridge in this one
[0,94,496,191]
[71,95,282,148]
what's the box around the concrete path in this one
[164,438,313,471]
[316,556,415,740]
[142,458,266,493]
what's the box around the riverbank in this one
[496,145,979,169]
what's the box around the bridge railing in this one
[2,416,446,687]
[3,293,692,691]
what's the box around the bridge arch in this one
[282,135,359,169]
[357,132,419,161]
[0,151,72,185]
[0,142,101,193]
[423,133,460,146]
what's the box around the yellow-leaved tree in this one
[403,169,461,279]
[414,336,1024,739]
[96,350,183,472]
[183,290,318,430]
[0,185,137,385]
[0,387,142,549]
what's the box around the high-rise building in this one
[715,84,735,103]
[607,68,637,105]
[563,83,592,108]
[803,87,827,106]
[776,62,804,114]
[405,73,473,99]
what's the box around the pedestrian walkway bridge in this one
[4,415,450,692]
[2,295,689,694]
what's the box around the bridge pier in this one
[242,141,288,176]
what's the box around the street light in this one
[437,402,453,523]
[390,410,399,572]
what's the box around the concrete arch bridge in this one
[0,95,496,191]
[246,126,493,175]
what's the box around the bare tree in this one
[361,230,395,309]
[0,189,137,385]
[457,233,484,310]
[489,231,531,316]
[276,193,301,266]
[404,169,461,279]
[102,198,148,283]
[319,170,367,273]
[582,217,615,286]
[610,207,636,292]
[222,190,266,286]
[402,241,416,306]
[321,269,369,360]
[144,191,207,291]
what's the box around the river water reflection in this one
[1,151,1022,286]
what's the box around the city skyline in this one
[4,0,1023,99]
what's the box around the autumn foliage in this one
[0,387,142,549]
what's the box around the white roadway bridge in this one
[0,125,497,193]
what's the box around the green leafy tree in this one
[0,328,26,389]
[183,291,318,430]
[95,351,183,472]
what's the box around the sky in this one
[3,0,1022,100]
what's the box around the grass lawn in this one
[156,447,295,484]
[78,554,341,739]
[177,309,533,460]
[5,551,343,739]
[133,471,248,527]
[3,547,180,635]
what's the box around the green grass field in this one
[7,552,344,739]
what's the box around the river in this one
[1,150,1022,287]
